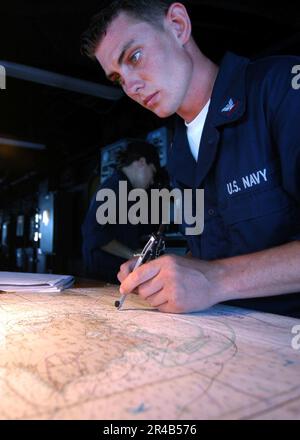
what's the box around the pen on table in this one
[115,225,165,311]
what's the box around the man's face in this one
[95,11,193,118]
[136,161,156,190]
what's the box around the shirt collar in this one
[209,51,249,127]
[167,52,250,186]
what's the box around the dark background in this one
[0,0,299,275]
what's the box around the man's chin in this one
[153,107,175,119]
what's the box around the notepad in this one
[0,271,74,293]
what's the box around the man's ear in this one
[165,2,191,46]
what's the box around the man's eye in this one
[130,51,141,64]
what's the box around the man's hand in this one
[118,241,300,314]
[117,256,139,282]
[117,255,225,313]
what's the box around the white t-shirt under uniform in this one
[185,99,211,161]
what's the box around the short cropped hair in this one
[81,0,176,60]
[116,140,161,172]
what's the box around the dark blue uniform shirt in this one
[167,52,300,317]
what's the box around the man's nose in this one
[123,76,144,97]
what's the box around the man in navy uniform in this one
[81,1,300,316]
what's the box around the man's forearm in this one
[214,241,300,302]
[101,240,135,260]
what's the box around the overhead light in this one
[0,137,46,150]
[0,60,123,101]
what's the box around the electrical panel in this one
[16,215,25,238]
[39,192,55,254]
[38,191,73,256]
[1,220,10,247]
[146,126,170,167]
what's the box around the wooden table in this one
[0,281,299,420]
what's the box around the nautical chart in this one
[0,285,299,419]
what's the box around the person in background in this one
[82,140,161,284]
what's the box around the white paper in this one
[0,271,74,293]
